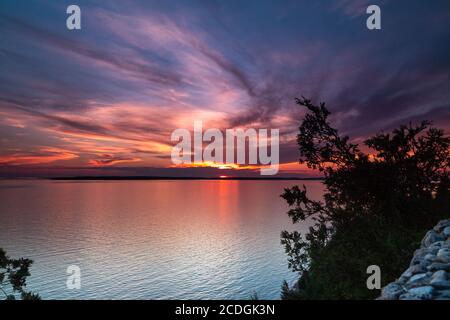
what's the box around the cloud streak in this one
[0,0,449,177]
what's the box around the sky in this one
[0,0,449,178]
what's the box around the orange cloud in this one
[88,154,141,166]
[171,160,318,175]
[0,147,78,165]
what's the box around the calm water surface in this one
[0,179,323,299]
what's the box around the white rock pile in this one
[379,219,450,300]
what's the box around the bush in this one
[0,248,40,300]
[281,97,450,299]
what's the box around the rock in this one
[432,256,450,264]
[443,226,450,237]
[434,289,450,299]
[413,263,427,273]
[434,290,450,299]
[402,264,427,278]
[410,251,432,266]
[424,254,435,261]
[408,273,427,282]
[427,262,450,272]
[400,267,413,279]
[422,230,445,247]
[381,283,405,299]
[437,248,450,257]
[377,220,450,300]
[430,280,450,290]
[434,220,450,233]
[399,293,421,300]
[408,286,434,299]
[429,241,445,250]
[413,247,438,258]
[430,270,447,283]
[407,274,432,288]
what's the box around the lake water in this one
[0,179,324,299]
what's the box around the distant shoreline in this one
[48,176,324,181]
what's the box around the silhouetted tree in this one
[0,248,40,300]
[281,97,449,299]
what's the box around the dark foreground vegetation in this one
[281,97,450,299]
[0,248,40,300]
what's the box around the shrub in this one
[281,97,449,299]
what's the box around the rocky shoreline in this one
[379,219,450,300]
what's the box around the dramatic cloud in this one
[0,147,78,166]
[0,0,449,177]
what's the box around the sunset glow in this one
[0,1,449,178]
[1,0,450,304]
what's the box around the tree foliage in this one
[281,97,450,299]
[0,248,40,300]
